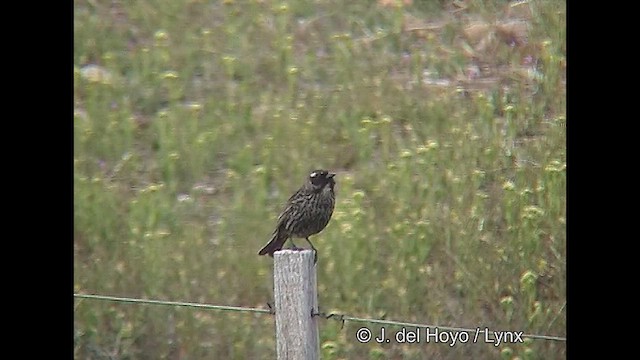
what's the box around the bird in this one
[258,169,336,262]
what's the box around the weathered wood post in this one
[273,249,319,360]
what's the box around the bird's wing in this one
[277,188,301,221]
[275,187,310,229]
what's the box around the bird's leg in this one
[287,238,301,250]
[305,237,318,263]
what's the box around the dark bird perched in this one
[258,169,336,261]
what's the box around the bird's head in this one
[308,169,336,190]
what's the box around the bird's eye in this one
[310,172,317,178]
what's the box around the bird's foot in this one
[304,237,318,264]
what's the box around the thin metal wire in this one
[334,314,566,342]
[73,293,271,314]
[74,293,566,342]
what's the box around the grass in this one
[74,0,566,358]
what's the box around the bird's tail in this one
[258,230,288,257]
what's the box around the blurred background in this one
[74,0,566,358]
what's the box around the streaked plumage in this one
[258,169,336,259]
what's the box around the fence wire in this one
[74,293,566,342]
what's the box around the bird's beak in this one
[327,173,336,178]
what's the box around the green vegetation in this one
[74,0,566,358]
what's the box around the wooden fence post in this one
[273,249,319,360]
